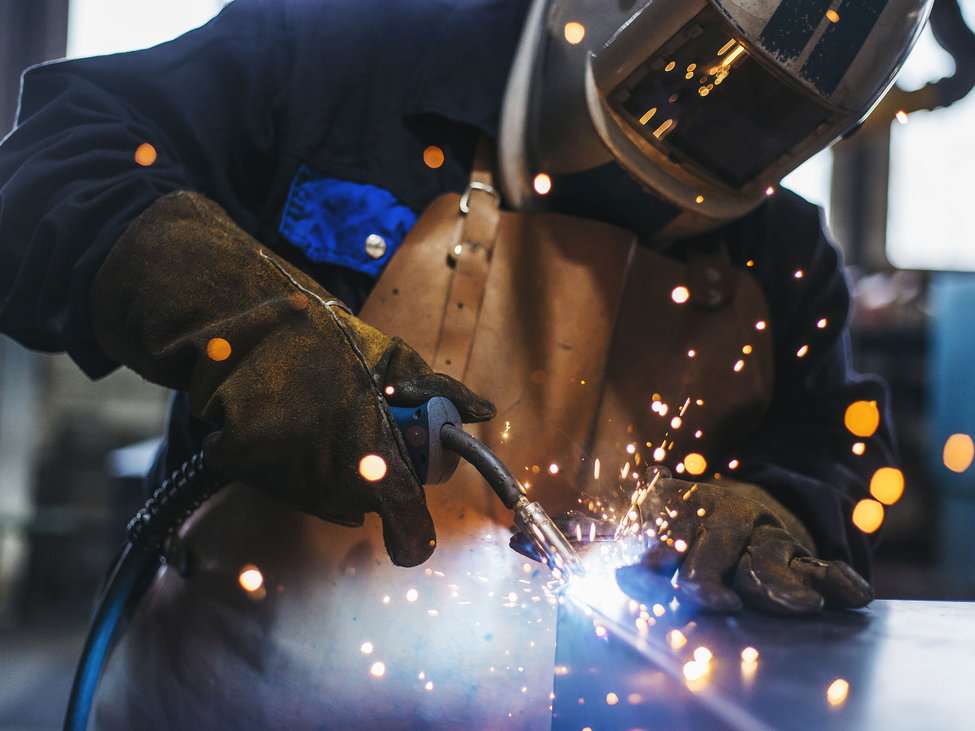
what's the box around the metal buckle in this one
[459,182,501,215]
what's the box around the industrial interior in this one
[1,0,975,729]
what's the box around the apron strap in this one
[433,136,502,380]
[686,235,737,310]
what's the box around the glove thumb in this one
[380,508,437,567]
[366,439,439,567]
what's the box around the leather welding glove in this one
[90,191,496,567]
[615,478,873,615]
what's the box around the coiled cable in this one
[63,452,227,731]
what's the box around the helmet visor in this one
[609,7,836,189]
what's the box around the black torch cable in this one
[440,424,581,576]
[63,452,227,731]
[439,423,527,509]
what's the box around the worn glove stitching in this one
[257,250,420,486]
[258,250,368,370]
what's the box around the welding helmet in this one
[499,0,933,239]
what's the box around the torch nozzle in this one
[439,423,582,577]
[513,500,583,577]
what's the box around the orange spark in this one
[943,434,975,472]
[359,455,387,481]
[207,337,231,361]
[845,401,880,438]
[423,146,445,168]
[135,143,157,166]
[870,467,904,505]
[564,22,585,44]
[852,499,883,533]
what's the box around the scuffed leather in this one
[616,478,873,615]
[90,191,495,567]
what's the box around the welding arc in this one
[440,424,527,509]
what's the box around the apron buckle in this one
[459,182,500,214]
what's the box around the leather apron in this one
[94,158,773,731]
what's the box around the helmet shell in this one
[500,0,932,237]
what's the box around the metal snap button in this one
[365,234,387,259]
[703,266,721,283]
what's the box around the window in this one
[887,1,975,271]
[783,4,975,270]
[67,0,229,59]
[781,148,833,221]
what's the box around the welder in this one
[0,0,929,727]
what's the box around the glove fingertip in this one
[615,564,678,605]
[372,461,437,567]
[735,554,825,615]
[640,545,681,575]
[678,580,742,613]
[827,561,875,608]
[433,377,496,422]
[395,374,496,422]
[383,521,437,567]
[459,397,497,423]
[741,579,825,615]
[792,558,875,609]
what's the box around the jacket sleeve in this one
[0,0,293,377]
[730,191,895,580]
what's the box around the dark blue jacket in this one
[0,0,893,575]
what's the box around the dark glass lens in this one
[612,7,833,188]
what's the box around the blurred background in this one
[0,0,974,728]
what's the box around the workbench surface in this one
[552,582,975,731]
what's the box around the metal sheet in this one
[553,577,975,731]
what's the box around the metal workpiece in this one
[514,501,584,578]
[552,582,975,731]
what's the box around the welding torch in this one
[64,396,578,731]
[388,397,581,578]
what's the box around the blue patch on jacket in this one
[279,166,417,278]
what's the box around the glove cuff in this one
[90,190,346,389]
